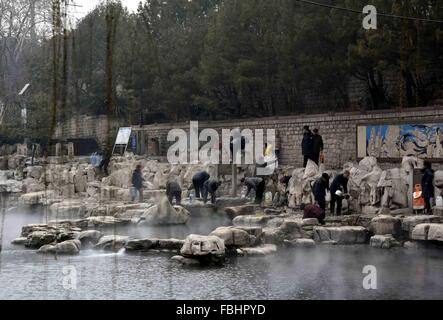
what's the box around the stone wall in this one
[56,107,443,169]
[54,115,123,148]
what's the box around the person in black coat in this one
[301,126,313,167]
[131,164,145,202]
[166,179,182,205]
[203,179,222,204]
[192,171,210,198]
[330,170,350,216]
[422,161,435,214]
[311,129,324,165]
[312,173,330,211]
[241,177,266,204]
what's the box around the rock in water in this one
[180,234,225,263]
[138,196,190,225]
[77,230,102,245]
[238,244,277,256]
[94,235,129,251]
[38,240,81,255]
[370,235,400,249]
[369,215,402,237]
[224,205,257,218]
[412,223,443,242]
[313,226,368,244]
[209,227,253,247]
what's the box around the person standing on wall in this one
[301,126,313,167]
[311,128,324,165]
[422,161,435,214]
[330,170,350,216]
[312,173,330,211]
[131,164,145,202]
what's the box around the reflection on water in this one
[0,205,443,300]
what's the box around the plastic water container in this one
[436,196,443,207]
[264,192,273,206]
[189,190,195,204]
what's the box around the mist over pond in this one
[1,205,442,300]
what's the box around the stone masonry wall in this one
[56,107,443,169]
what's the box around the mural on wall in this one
[357,124,443,159]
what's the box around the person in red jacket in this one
[301,203,326,225]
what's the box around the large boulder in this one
[238,244,277,256]
[412,223,443,242]
[20,190,57,206]
[38,239,81,255]
[402,216,442,237]
[313,226,368,244]
[370,235,400,249]
[94,235,129,251]
[138,196,190,226]
[369,215,402,237]
[180,234,225,260]
[76,230,102,245]
[232,215,273,227]
[25,230,57,248]
[125,238,184,251]
[224,205,257,218]
[209,227,253,247]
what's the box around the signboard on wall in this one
[115,127,132,145]
[357,123,443,160]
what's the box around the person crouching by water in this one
[422,161,435,214]
[330,170,350,216]
[241,177,265,204]
[301,203,326,225]
[131,164,144,202]
[203,179,222,204]
[166,179,182,205]
[312,173,330,211]
[192,170,210,199]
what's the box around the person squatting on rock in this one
[312,173,330,211]
[192,170,210,198]
[311,128,324,166]
[241,177,266,204]
[301,203,326,225]
[301,126,313,168]
[273,175,291,207]
[330,170,350,216]
[202,179,222,204]
[422,161,435,214]
[131,164,145,202]
[166,179,182,205]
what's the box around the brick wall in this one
[56,107,443,169]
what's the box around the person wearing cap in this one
[312,173,330,211]
[330,170,350,215]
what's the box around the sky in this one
[69,0,141,19]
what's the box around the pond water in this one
[0,200,442,300]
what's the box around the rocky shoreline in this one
[1,153,443,267]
